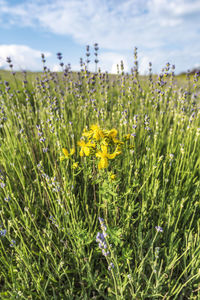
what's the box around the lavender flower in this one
[4,196,11,202]
[96,218,115,266]
[57,52,62,60]
[155,226,163,232]
[0,229,6,236]
[6,57,12,64]
[49,216,58,227]
[96,231,109,256]
[108,262,114,271]
[0,182,6,188]
[10,240,16,247]
[39,137,46,143]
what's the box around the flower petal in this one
[70,148,75,155]
[80,148,84,156]
[62,148,69,158]
[84,147,90,156]
[98,158,108,169]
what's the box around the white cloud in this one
[149,0,200,17]
[0,0,199,73]
[0,0,186,49]
[51,64,62,72]
[0,0,34,27]
[0,44,51,70]
[139,56,151,75]
[99,52,129,74]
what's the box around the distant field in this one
[0,60,199,299]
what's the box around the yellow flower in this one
[72,162,79,169]
[106,128,118,139]
[113,138,124,145]
[96,145,120,169]
[124,134,131,140]
[77,140,95,156]
[60,147,75,161]
[110,173,116,180]
[70,148,75,155]
[97,157,108,169]
[105,129,124,145]
[83,124,104,141]
[82,128,92,139]
[62,148,69,158]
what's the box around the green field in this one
[0,58,200,299]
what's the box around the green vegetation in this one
[0,54,200,299]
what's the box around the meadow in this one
[0,49,200,299]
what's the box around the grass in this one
[0,53,200,299]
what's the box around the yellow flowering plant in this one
[60,124,131,219]
[61,124,131,175]
[77,124,130,171]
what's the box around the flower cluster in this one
[0,229,7,236]
[96,217,114,271]
[77,124,129,170]
[0,169,6,189]
[96,217,110,257]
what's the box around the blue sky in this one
[0,0,200,74]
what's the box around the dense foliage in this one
[0,52,200,299]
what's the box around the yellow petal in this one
[90,124,100,131]
[70,148,75,155]
[83,147,90,156]
[98,158,108,169]
[96,151,102,158]
[124,134,131,140]
[113,138,124,144]
[116,151,121,155]
[107,152,117,159]
[78,140,86,147]
[80,148,84,157]
[110,174,116,180]
[72,162,78,169]
[101,145,108,154]
[62,148,69,158]
[83,130,92,138]
[109,129,118,138]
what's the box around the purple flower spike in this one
[108,262,114,271]
[155,226,163,232]
[98,217,104,223]
[0,229,7,236]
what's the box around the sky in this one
[0,0,200,74]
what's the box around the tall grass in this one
[0,51,200,299]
